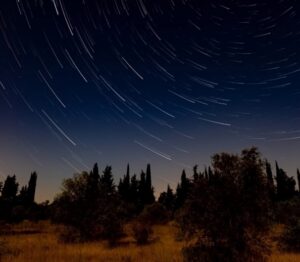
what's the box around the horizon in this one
[1,145,299,203]
[1,1,300,202]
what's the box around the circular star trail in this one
[0,0,299,200]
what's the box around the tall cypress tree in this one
[87,163,100,202]
[297,169,300,192]
[275,162,296,201]
[266,161,275,200]
[193,165,199,181]
[145,164,155,205]
[129,174,139,203]
[175,170,190,209]
[101,166,115,195]
[27,172,37,204]
[118,164,131,201]
[139,170,146,206]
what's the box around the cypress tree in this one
[175,170,190,209]
[101,166,115,195]
[27,172,37,204]
[297,169,300,192]
[275,162,296,201]
[129,174,139,203]
[118,164,131,202]
[266,161,275,201]
[87,163,100,201]
[193,165,199,181]
[139,170,147,207]
[145,164,155,205]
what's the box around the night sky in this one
[1,0,300,202]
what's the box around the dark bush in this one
[139,203,170,225]
[279,219,300,252]
[131,221,152,245]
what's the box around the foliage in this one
[52,166,124,243]
[279,219,300,252]
[178,148,272,262]
[131,221,152,245]
[139,203,170,225]
[275,162,296,201]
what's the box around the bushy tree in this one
[1,175,18,201]
[53,165,123,242]
[178,148,272,262]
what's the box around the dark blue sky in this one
[0,0,300,201]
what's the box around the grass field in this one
[0,221,299,262]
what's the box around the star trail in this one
[0,0,300,201]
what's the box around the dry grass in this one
[1,221,183,262]
[1,221,300,262]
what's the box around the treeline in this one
[0,172,49,222]
[1,147,300,261]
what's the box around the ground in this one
[0,221,299,262]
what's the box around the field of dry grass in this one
[1,221,300,262]
[0,221,183,262]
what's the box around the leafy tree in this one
[178,148,272,262]
[53,165,123,242]
[1,175,18,201]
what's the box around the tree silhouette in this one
[266,161,275,201]
[175,170,190,210]
[118,164,131,202]
[145,164,155,205]
[158,185,175,211]
[53,165,123,242]
[27,172,37,204]
[100,166,115,195]
[1,175,18,201]
[297,169,300,192]
[179,148,272,262]
[275,162,296,201]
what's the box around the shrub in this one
[139,203,169,225]
[131,221,152,245]
[279,219,300,252]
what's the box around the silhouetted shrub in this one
[275,197,300,224]
[279,219,300,252]
[53,167,124,243]
[139,203,169,225]
[131,221,152,245]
